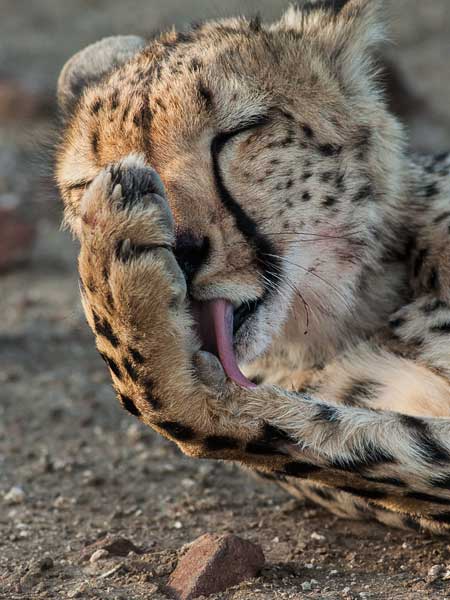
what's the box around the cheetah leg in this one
[77,157,450,533]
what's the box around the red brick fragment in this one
[167,533,265,600]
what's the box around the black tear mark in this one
[157,421,196,442]
[211,118,282,297]
[120,394,141,417]
[93,312,119,348]
[204,435,240,451]
[400,414,450,463]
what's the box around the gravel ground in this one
[1,1,450,598]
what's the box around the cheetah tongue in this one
[194,299,257,389]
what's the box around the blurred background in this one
[1,2,449,599]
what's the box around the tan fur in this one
[56,0,450,533]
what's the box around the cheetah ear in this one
[57,35,146,115]
[277,0,385,94]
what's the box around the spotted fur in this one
[56,0,450,534]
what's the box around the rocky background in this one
[1,1,450,599]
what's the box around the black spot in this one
[431,322,450,334]
[119,394,141,417]
[406,492,450,507]
[422,299,448,314]
[129,347,145,364]
[142,378,161,410]
[429,474,450,489]
[434,211,450,225]
[402,516,422,532]
[319,144,342,157]
[320,171,333,183]
[93,312,119,348]
[91,99,103,114]
[249,15,262,32]
[204,435,240,451]
[400,414,450,463]
[429,512,450,525]
[365,476,406,488]
[91,130,99,155]
[198,81,213,109]
[246,423,295,455]
[413,248,428,277]
[389,317,405,329]
[302,191,311,202]
[189,57,203,72]
[110,89,119,110]
[313,487,336,501]
[282,462,321,477]
[428,268,440,291]
[312,404,341,422]
[424,182,439,198]
[323,195,337,207]
[340,379,381,408]
[302,172,312,181]
[123,358,139,382]
[353,184,372,203]
[330,439,395,472]
[157,421,196,442]
[337,486,387,501]
[286,179,294,189]
[302,124,314,139]
[100,353,122,380]
[336,173,346,192]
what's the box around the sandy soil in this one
[1,1,450,598]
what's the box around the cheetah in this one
[56,0,450,534]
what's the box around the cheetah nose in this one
[173,231,210,283]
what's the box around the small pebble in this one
[311,532,325,541]
[90,549,110,563]
[4,486,26,505]
[301,581,312,591]
[427,564,445,581]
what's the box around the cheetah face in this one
[57,0,404,369]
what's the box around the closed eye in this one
[65,179,93,192]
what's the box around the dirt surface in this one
[1,1,450,599]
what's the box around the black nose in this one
[174,231,210,283]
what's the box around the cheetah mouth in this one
[191,299,258,389]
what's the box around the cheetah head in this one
[56,0,406,380]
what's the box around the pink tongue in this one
[194,299,257,389]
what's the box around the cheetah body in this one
[56,0,450,533]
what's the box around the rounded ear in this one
[57,35,146,115]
